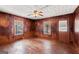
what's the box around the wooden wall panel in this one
[57,14,74,43]
[74,9,79,46]
[69,14,75,44]
[35,17,58,40]
[0,12,33,45]
[24,19,34,38]
[11,16,24,40]
[35,14,74,43]
[10,15,33,41]
[0,11,75,45]
[51,18,58,40]
[0,13,10,45]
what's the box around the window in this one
[75,20,79,32]
[59,20,67,32]
[14,20,24,35]
[43,21,51,35]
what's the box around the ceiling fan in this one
[27,5,49,17]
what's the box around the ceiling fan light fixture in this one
[27,5,49,18]
[32,10,43,17]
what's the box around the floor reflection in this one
[0,38,76,54]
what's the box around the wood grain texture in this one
[0,11,76,47]
[0,12,33,45]
[74,8,79,46]
[0,38,76,54]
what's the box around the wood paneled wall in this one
[35,14,75,43]
[58,14,75,43]
[0,13,10,45]
[0,9,77,45]
[74,7,79,46]
[0,12,33,45]
[11,16,33,40]
[35,18,58,40]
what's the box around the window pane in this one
[75,20,79,32]
[43,21,51,35]
[14,20,24,35]
[59,20,67,32]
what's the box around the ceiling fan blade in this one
[39,11,43,13]
[27,5,48,17]
[38,14,43,16]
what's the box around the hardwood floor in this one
[0,38,77,54]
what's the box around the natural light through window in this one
[43,21,51,35]
[14,20,24,35]
[75,20,79,32]
[59,20,67,32]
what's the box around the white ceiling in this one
[0,5,78,19]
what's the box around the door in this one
[58,20,69,43]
